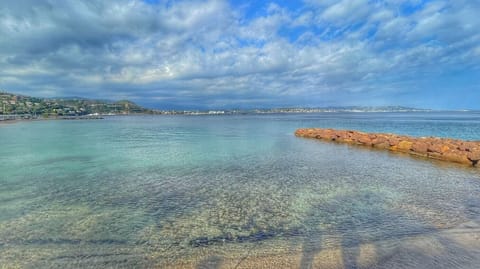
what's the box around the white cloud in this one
[320,0,370,24]
[0,0,479,108]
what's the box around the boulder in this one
[427,152,443,160]
[371,136,387,146]
[388,137,400,146]
[467,151,480,166]
[441,145,450,153]
[443,150,472,165]
[373,142,390,149]
[411,141,428,154]
[357,134,373,145]
[428,143,443,153]
[397,141,413,152]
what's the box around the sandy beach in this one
[158,220,480,269]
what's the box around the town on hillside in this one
[0,92,153,119]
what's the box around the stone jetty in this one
[295,128,480,167]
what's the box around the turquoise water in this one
[1,112,480,268]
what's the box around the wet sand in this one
[164,220,480,269]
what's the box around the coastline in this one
[0,119,22,125]
[295,128,480,167]
[0,115,107,125]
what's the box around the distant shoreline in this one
[1,110,479,125]
[0,115,105,125]
[0,119,22,125]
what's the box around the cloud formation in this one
[0,0,479,109]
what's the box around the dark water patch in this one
[53,252,133,260]
[6,238,129,246]
[32,155,95,166]
[190,227,304,247]
[0,193,36,204]
[189,230,276,247]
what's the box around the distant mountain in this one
[0,91,155,117]
[255,106,431,113]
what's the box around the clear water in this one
[1,112,480,268]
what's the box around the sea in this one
[1,112,480,268]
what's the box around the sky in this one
[0,0,479,110]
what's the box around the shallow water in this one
[1,112,480,268]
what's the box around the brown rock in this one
[467,151,480,162]
[443,150,472,165]
[397,141,413,152]
[320,129,335,140]
[373,142,390,149]
[441,145,450,153]
[411,141,428,154]
[295,128,480,167]
[388,137,400,146]
[458,142,470,151]
[357,134,373,145]
[461,142,479,152]
[336,130,348,139]
[371,136,387,146]
[428,152,443,160]
[428,143,443,153]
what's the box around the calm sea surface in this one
[1,112,480,268]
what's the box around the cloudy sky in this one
[1,0,479,109]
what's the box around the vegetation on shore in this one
[0,91,153,117]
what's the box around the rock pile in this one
[295,128,480,167]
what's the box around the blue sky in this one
[0,0,479,109]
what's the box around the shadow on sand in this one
[298,190,480,269]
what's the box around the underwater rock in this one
[295,128,480,167]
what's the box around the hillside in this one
[0,92,154,117]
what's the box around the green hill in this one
[0,91,154,117]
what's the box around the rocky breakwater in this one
[295,128,480,167]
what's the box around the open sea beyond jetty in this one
[1,112,480,269]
